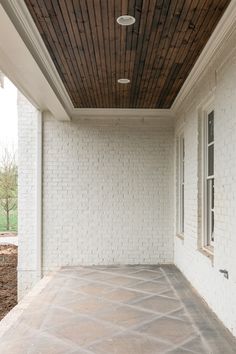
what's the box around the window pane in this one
[181,184,184,233]
[212,179,214,209]
[182,138,185,183]
[208,111,214,143]
[211,211,214,242]
[208,145,214,176]
[179,137,184,183]
[206,179,214,245]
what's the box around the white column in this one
[17,91,43,299]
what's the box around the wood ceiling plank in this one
[129,0,154,107]
[120,0,129,108]
[157,0,215,107]
[148,0,194,107]
[151,0,198,108]
[65,0,99,107]
[134,0,164,107]
[114,0,122,107]
[123,0,134,108]
[175,0,230,83]
[101,0,113,107]
[142,0,183,108]
[41,0,88,105]
[131,0,160,107]
[107,0,117,107]
[162,0,230,107]
[74,0,103,107]
[141,0,172,107]
[44,0,91,106]
[125,0,143,107]
[86,0,107,107]
[93,0,111,107]
[26,0,81,105]
[58,0,94,107]
[24,0,231,108]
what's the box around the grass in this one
[0,206,17,232]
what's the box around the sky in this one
[0,76,18,158]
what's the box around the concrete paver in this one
[0,265,235,353]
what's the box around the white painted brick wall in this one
[174,30,236,335]
[17,91,38,299]
[42,119,174,271]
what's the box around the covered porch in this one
[0,0,236,351]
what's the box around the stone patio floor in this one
[0,265,235,353]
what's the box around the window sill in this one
[176,233,184,241]
[198,247,214,265]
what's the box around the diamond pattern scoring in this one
[0,265,234,353]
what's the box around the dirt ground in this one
[0,245,17,320]
[0,232,17,237]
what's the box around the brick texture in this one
[17,91,39,299]
[174,31,236,335]
[42,119,174,270]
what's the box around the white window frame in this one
[177,133,185,237]
[202,105,215,253]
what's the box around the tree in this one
[0,149,17,230]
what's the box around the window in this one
[177,134,185,236]
[204,110,214,249]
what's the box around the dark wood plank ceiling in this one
[24,0,230,108]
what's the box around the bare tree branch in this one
[0,148,17,230]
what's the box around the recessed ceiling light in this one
[117,78,130,84]
[117,15,136,26]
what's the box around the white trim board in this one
[71,108,174,119]
[73,117,174,130]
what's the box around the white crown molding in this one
[71,108,174,119]
[1,0,73,114]
[172,0,236,114]
[216,41,236,79]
